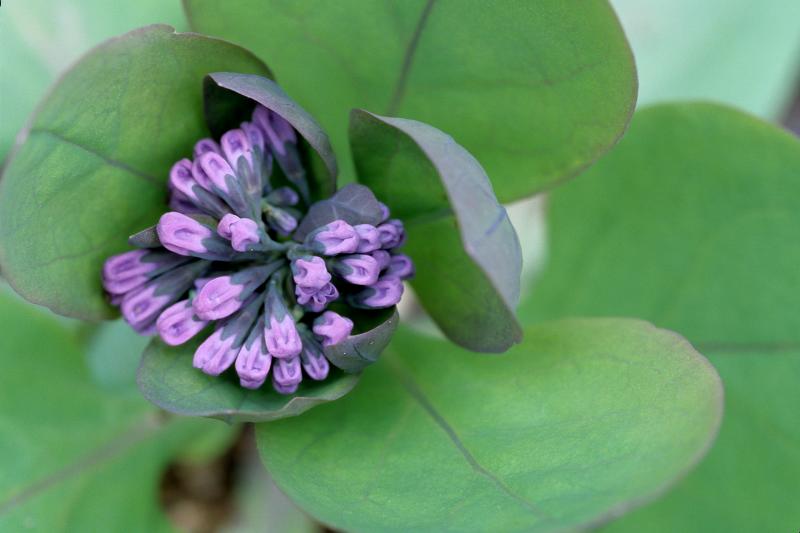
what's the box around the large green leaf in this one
[183,0,637,202]
[612,0,800,119]
[0,0,187,163]
[519,103,800,532]
[0,25,272,320]
[350,110,522,352]
[256,321,722,532]
[138,338,361,423]
[0,288,231,532]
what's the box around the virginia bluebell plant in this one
[102,102,413,394]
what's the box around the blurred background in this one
[1,1,799,531]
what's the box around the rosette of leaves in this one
[0,4,729,531]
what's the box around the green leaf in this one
[256,321,722,532]
[137,337,361,423]
[203,72,337,201]
[0,25,272,320]
[350,110,522,352]
[0,288,232,532]
[323,307,399,373]
[519,103,800,532]
[183,0,637,202]
[0,0,188,162]
[612,0,800,119]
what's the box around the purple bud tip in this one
[272,356,302,394]
[193,138,221,159]
[354,276,404,309]
[354,224,381,253]
[266,186,299,207]
[307,219,359,255]
[377,219,406,249]
[334,254,381,286]
[157,300,207,346]
[221,129,254,170]
[193,275,246,320]
[253,106,297,156]
[378,201,390,222]
[292,256,331,289]
[121,284,171,330]
[295,282,338,312]
[266,206,298,236]
[193,329,238,376]
[313,311,353,347]
[169,159,198,200]
[235,335,271,389]
[370,250,392,270]
[102,249,152,294]
[300,338,329,381]
[385,254,415,280]
[198,152,236,194]
[217,213,241,240]
[264,314,303,358]
[241,121,265,151]
[229,217,261,252]
[157,212,214,256]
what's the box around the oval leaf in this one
[183,0,637,202]
[204,72,337,201]
[137,337,360,423]
[350,109,522,352]
[0,25,272,320]
[256,320,722,532]
[0,289,231,531]
[324,307,399,373]
[519,103,800,532]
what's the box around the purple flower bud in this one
[266,186,299,207]
[296,282,338,313]
[218,214,264,252]
[102,249,152,294]
[157,299,207,346]
[169,159,198,200]
[292,256,331,290]
[351,276,404,309]
[265,205,298,236]
[306,220,359,255]
[371,250,392,270]
[193,138,221,159]
[193,327,238,376]
[157,212,215,256]
[377,219,406,249]
[241,121,265,151]
[217,213,240,240]
[235,318,271,389]
[253,106,296,156]
[354,224,381,253]
[263,284,302,358]
[313,311,353,347]
[121,284,172,331]
[332,254,381,286]
[193,276,245,320]
[385,254,415,280]
[191,157,215,191]
[264,314,303,358]
[272,356,302,394]
[299,334,329,381]
[197,152,236,195]
[221,128,254,171]
[230,218,261,252]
